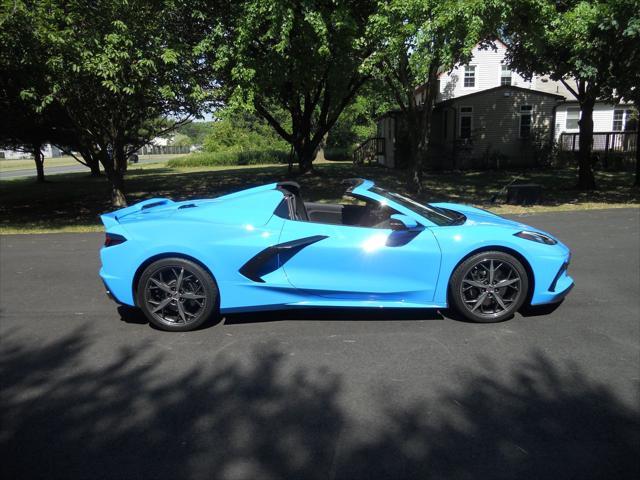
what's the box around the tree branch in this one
[560,78,580,100]
[53,144,89,166]
[254,100,293,143]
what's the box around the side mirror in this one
[389,214,420,231]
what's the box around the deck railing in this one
[559,131,637,154]
[353,137,385,165]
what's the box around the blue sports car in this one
[100,179,573,331]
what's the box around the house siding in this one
[373,39,636,170]
[555,103,637,140]
[435,43,532,102]
[377,115,396,168]
[434,88,559,168]
[532,76,575,99]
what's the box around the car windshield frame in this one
[369,186,461,226]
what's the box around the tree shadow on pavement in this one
[1,331,638,479]
[339,352,640,479]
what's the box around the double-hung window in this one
[501,65,512,86]
[464,66,476,88]
[613,109,635,131]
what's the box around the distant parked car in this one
[99,179,573,331]
[128,152,139,163]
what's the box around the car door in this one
[277,218,442,304]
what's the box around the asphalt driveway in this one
[1,208,639,479]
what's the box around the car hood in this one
[430,202,553,235]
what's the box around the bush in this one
[323,147,352,161]
[203,111,289,153]
[167,150,289,168]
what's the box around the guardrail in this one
[138,145,191,155]
[559,131,637,154]
[353,137,385,165]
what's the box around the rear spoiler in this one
[100,198,174,229]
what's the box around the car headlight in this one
[514,230,557,245]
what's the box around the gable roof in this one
[436,85,566,106]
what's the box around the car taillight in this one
[104,233,127,247]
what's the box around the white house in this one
[554,102,637,141]
[376,40,636,169]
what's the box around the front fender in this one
[431,226,570,306]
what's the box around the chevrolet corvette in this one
[100,179,573,331]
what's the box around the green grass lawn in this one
[0,161,637,234]
[0,156,82,171]
[0,153,187,173]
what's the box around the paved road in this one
[1,209,639,479]
[0,157,168,179]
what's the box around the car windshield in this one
[369,186,461,226]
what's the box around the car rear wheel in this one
[450,251,528,323]
[136,258,219,331]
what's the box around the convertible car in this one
[100,179,573,331]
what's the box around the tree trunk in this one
[298,153,315,174]
[414,102,436,194]
[98,146,127,207]
[89,160,101,176]
[406,122,423,193]
[313,132,329,163]
[114,142,128,175]
[107,169,127,207]
[295,140,318,174]
[80,149,101,176]
[33,144,45,183]
[577,98,597,190]
[634,129,639,187]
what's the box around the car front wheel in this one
[450,251,529,323]
[136,257,219,331]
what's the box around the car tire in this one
[449,251,529,323]
[136,257,219,332]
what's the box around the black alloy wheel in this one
[137,258,219,331]
[450,251,529,323]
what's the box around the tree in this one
[366,0,494,191]
[0,102,75,183]
[0,0,55,182]
[1,0,222,206]
[203,108,289,153]
[174,122,214,146]
[219,0,379,173]
[592,0,640,186]
[502,0,637,190]
[326,82,391,154]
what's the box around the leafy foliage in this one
[203,110,289,154]
[170,133,194,147]
[365,0,498,190]
[501,0,640,189]
[218,0,379,171]
[173,122,215,146]
[0,0,223,204]
[326,83,391,152]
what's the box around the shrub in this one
[167,150,289,168]
[203,111,289,153]
[323,147,352,161]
